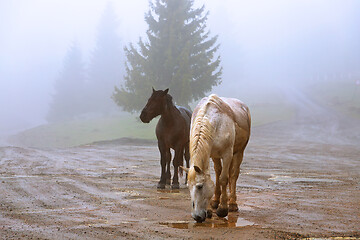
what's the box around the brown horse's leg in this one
[166,154,171,185]
[211,158,221,210]
[171,147,183,189]
[158,142,170,189]
[228,151,244,212]
[216,151,233,218]
[184,144,190,185]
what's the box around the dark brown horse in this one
[140,88,192,189]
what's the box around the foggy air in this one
[0,1,359,237]
[1,0,359,139]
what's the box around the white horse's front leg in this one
[216,151,233,218]
[211,158,221,209]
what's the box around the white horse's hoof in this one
[216,207,228,218]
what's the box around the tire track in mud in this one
[0,145,164,239]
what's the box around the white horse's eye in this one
[196,183,203,190]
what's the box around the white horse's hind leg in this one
[228,151,244,212]
[216,150,233,218]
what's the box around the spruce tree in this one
[47,42,86,122]
[113,0,222,112]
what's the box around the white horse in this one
[184,94,251,223]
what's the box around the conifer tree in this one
[113,0,222,111]
[87,2,124,114]
[47,42,86,122]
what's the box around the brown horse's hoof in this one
[228,203,239,212]
[171,183,180,189]
[210,200,219,210]
[157,182,166,189]
[216,207,228,218]
[166,179,171,185]
[206,209,213,219]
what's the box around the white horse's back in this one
[191,94,250,156]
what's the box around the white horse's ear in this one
[180,166,189,173]
[194,165,202,174]
[152,87,156,92]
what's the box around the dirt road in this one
[0,92,359,239]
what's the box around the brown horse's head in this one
[140,88,169,123]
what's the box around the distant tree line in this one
[47,3,123,122]
[47,41,87,122]
[48,0,222,122]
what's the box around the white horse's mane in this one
[190,94,236,169]
[190,104,213,161]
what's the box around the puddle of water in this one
[160,215,254,229]
[238,205,254,211]
[158,197,170,200]
[269,175,340,183]
[113,189,140,196]
[111,188,148,201]
[156,189,182,199]
[19,206,102,214]
[0,175,41,179]
[244,171,274,177]
[118,221,138,224]
[157,189,180,193]
[120,177,158,182]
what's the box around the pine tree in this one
[47,42,86,122]
[87,2,124,114]
[113,0,222,112]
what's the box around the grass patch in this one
[11,114,157,148]
[13,82,357,149]
[11,104,293,148]
[11,88,295,149]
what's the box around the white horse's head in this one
[186,165,214,223]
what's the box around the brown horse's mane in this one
[165,94,175,109]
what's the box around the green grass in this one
[11,114,157,148]
[13,81,357,149]
[12,103,293,149]
[12,87,296,149]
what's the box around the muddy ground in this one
[1,93,360,239]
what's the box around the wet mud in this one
[160,214,255,229]
[1,95,360,239]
